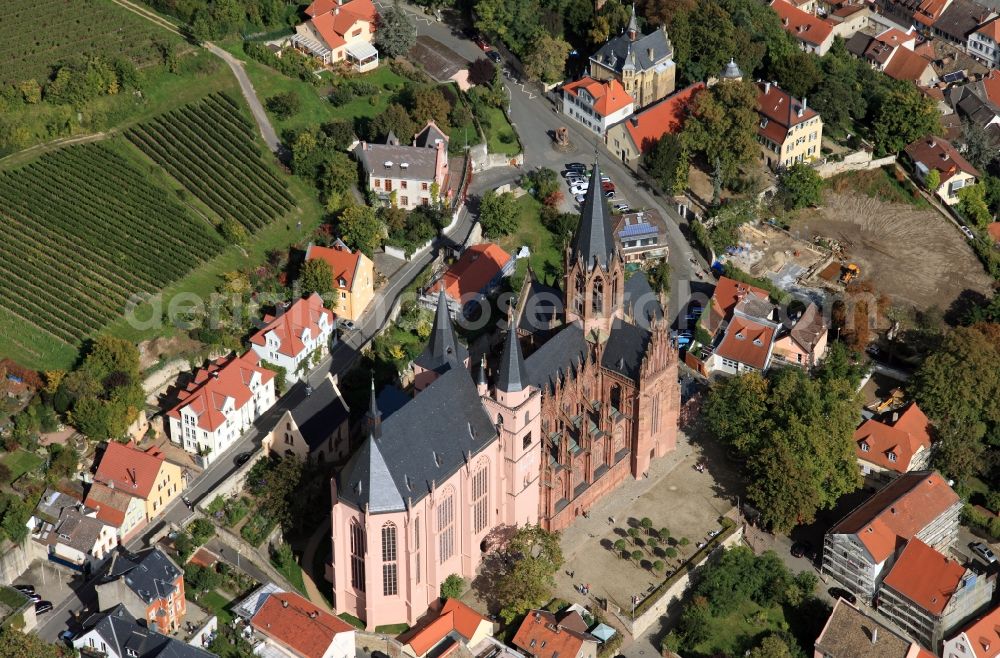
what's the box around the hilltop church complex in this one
[327,162,680,628]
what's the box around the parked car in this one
[575,194,586,203]
[27,593,42,603]
[474,35,491,51]
[34,601,53,614]
[13,585,35,595]
[486,50,502,64]
[603,190,615,198]
[339,319,357,331]
[791,541,814,559]
[828,587,857,605]
[677,336,691,347]
[561,169,581,178]
[58,630,74,646]
[235,452,253,466]
[971,542,997,564]
[564,162,586,171]
[567,176,587,186]
[613,203,630,212]
[570,185,588,196]
[961,225,975,240]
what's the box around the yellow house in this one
[305,240,375,321]
[293,0,379,71]
[588,6,676,108]
[904,135,980,206]
[89,442,184,526]
[756,81,824,170]
[263,374,351,463]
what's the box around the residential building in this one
[588,6,676,108]
[770,302,828,368]
[328,164,679,629]
[879,538,996,650]
[95,547,187,633]
[355,122,451,210]
[249,293,335,384]
[822,471,962,603]
[931,0,993,47]
[813,598,935,658]
[756,81,824,169]
[293,0,378,70]
[264,373,351,463]
[989,222,1000,245]
[613,210,669,263]
[428,243,514,317]
[605,83,704,170]
[943,603,1000,658]
[512,610,599,658]
[771,0,836,54]
[85,442,183,540]
[305,240,376,321]
[247,589,356,658]
[854,402,934,488]
[166,351,277,465]
[904,135,980,205]
[947,71,1000,137]
[969,17,1000,65]
[845,28,936,86]
[402,599,494,658]
[31,493,118,573]
[74,604,213,658]
[562,77,634,136]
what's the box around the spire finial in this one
[366,372,382,439]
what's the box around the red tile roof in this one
[770,0,834,46]
[988,222,1000,244]
[983,69,1000,106]
[977,17,1000,42]
[407,599,490,656]
[563,77,634,117]
[828,471,959,564]
[166,352,275,432]
[623,83,704,155]
[855,402,932,473]
[904,135,980,184]
[512,610,594,658]
[93,442,168,501]
[307,243,366,293]
[877,28,917,47]
[883,538,966,615]
[883,47,934,83]
[251,591,354,658]
[249,293,333,359]
[83,482,130,527]
[714,316,776,370]
[757,82,819,147]
[954,604,1000,658]
[431,243,512,303]
[307,0,377,50]
[913,0,950,26]
[704,276,770,335]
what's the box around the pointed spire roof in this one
[721,57,743,80]
[627,3,639,38]
[414,289,468,374]
[366,375,381,439]
[476,355,488,388]
[572,159,617,271]
[340,432,405,513]
[497,311,529,393]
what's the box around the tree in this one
[958,184,992,229]
[778,163,823,210]
[644,133,689,195]
[640,517,653,533]
[478,190,519,238]
[924,168,941,192]
[468,58,497,86]
[630,549,643,563]
[652,559,665,573]
[375,5,416,58]
[299,258,334,298]
[338,205,382,256]
[682,80,759,184]
[440,573,465,598]
[409,87,451,129]
[367,103,416,142]
[523,34,571,84]
[627,527,640,543]
[221,218,249,247]
[494,525,564,623]
[748,635,796,658]
[0,627,68,658]
[265,91,300,119]
[645,260,671,295]
[46,444,79,482]
[961,119,997,171]
[703,371,770,454]
[525,168,561,202]
[871,84,941,155]
[613,538,628,556]
[19,79,41,104]
[658,528,671,542]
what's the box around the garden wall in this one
[812,152,896,179]
[0,539,44,590]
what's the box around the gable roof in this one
[50,507,113,553]
[512,610,596,658]
[621,83,703,155]
[431,243,512,303]
[84,482,133,527]
[336,366,497,512]
[407,599,491,657]
[590,27,673,75]
[286,374,350,450]
[827,471,959,564]
[306,242,366,293]
[787,302,827,352]
[166,351,275,432]
[601,318,653,380]
[757,81,819,146]
[883,47,934,83]
[714,316,776,370]
[953,603,1000,658]
[814,599,922,658]
[102,547,182,604]
[904,135,980,183]
[770,0,834,46]
[524,322,588,393]
[705,276,771,335]
[572,160,617,271]
[414,120,449,148]
[563,77,634,117]
[250,293,334,358]
[307,0,377,49]
[93,442,168,501]
[933,0,989,42]
[883,538,966,615]
[80,604,214,658]
[251,591,354,658]
[355,138,442,182]
[414,289,469,374]
[977,16,1000,41]
[854,403,933,473]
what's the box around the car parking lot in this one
[561,162,629,208]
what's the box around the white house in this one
[166,351,276,465]
[74,604,213,658]
[943,603,1000,658]
[249,293,335,385]
[36,505,117,572]
[562,77,635,135]
[236,585,356,658]
[969,18,1000,67]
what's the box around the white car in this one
[575,194,586,203]
[567,177,587,186]
[569,184,588,196]
[960,225,975,240]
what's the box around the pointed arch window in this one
[575,273,585,313]
[472,463,489,533]
[381,523,398,596]
[438,492,455,563]
[592,277,604,313]
[350,522,366,591]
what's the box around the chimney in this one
[871,627,878,644]
[282,599,289,608]
[765,81,772,94]
[647,47,654,61]
[929,138,937,147]
[892,411,899,422]
[783,17,789,25]
[802,97,807,111]
[943,152,950,161]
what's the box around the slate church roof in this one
[572,161,618,271]
[590,26,673,75]
[414,289,469,374]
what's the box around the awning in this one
[591,624,616,643]
[346,41,378,61]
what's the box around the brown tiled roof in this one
[770,0,834,46]
[512,610,595,658]
[756,82,818,146]
[855,402,932,473]
[814,599,918,658]
[306,242,366,293]
[249,293,334,359]
[406,599,490,656]
[827,471,959,564]
[704,276,770,336]
[93,442,167,501]
[251,592,354,658]
[431,243,512,303]
[714,316,775,370]
[883,48,934,83]
[883,538,966,615]
[563,77,634,117]
[622,83,704,155]
[84,482,131,527]
[904,135,980,184]
[789,303,826,352]
[953,604,1000,658]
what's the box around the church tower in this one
[564,159,625,341]
[412,289,469,393]
[480,314,541,526]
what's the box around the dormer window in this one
[860,442,870,452]
[735,332,745,340]
[888,451,897,462]
[752,337,763,346]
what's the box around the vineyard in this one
[126,93,296,232]
[0,142,225,346]
[0,0,179,85]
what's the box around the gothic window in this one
[575,273,585,313]
[472,464,489,533]
[414,516,421,584]
[382,523,397,596]
[610,384,622,412]
[350,522,366,592]
[614,428,625,454]
[523,431,532,449]
[592,278,604,313]
[652,393,659,434]
[438,492,455,563]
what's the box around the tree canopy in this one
[778,163,824,210]
[299,259,334,300]
[493,525,564,623]
[681,80,759,184]
[337,205,383,257]
[478,190,519,238]
[375,5,417,58]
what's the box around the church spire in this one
[627,3,639,40]
[571,158,617,272]
[497,309,529,393]
[366,375,381,439]
[418,289,463,370]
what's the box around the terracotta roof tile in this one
[977,17,1000,41]
[307,0,376,49]
[770,0,834,46]
[622,83,703,155]
[988,222,1000,244]
[703,276,770,336]
[855,402,932,473]
[93,442,167,501]
[83,482,130,527]
[563,77,634,117]
[249,293,334,359]
[512,610,594,658]
[166,351,275,432]
[883,47,934,83]
[306,242,366,293]
[953,603,1000,658]
[714,316,775,370]
[883,538,966,615]
[431,243,512,303]
[827,471,959,564]
[407,600,489,657]
[815,599,918,658]
[251,591,354,658]
[904,135,980,184]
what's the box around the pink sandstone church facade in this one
[328,161,679,628]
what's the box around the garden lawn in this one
[826,166,928,208]
[689,599,789,658]
[1,450,44,482]
[271,554,307,595]
[479,105,521,156]
[198,590,235,625]
[497,195,562,281]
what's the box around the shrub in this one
[188,518,215,545]
[440,573,465,599]
[545,598,569,613]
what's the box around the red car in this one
[601,181,615,192]
[474,35,491,51]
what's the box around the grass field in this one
[197,591,235,625]
[688,599,789,657]
[498,195,563,282]
[1,450,44,482]
[271,554,307,594]
[479,105,521,157]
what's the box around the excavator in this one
[840,263,860,284]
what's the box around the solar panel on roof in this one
[942,71,965,83]
[618,222,657,238]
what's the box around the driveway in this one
[26,560,98,643]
